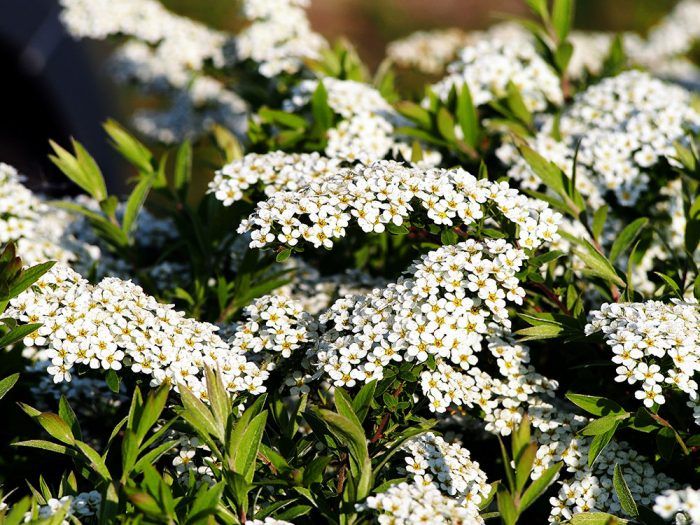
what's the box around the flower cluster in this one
[59,0,249,143]
[228,294,316,368]
[0,163,111,272]
[625,0,700,76]
[33,491,101,523]
[315,240,532,412]
[402,433,491,504]
[169,434,218,487]
[586,300,700,421]
[361,482,482,524]
[237,160,561,250]
[360,433,490,524]
[448,326,676,522]
[210,152,343,206]
[284,79,417,165]
[386,29,472,75]
[7,264,266,397]
[547,442,675,522]
[236,0,327,77]
[653,487,700,524]
[59,0,229,71]
[499,71,700,207]
[431,37,563,112]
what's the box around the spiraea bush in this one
[1,0,699,523]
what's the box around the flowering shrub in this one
[1,1,700,524]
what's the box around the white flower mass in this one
[498,71,700,206]
[4,1,700,523]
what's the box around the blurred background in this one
[0,0,682,188]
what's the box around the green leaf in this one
[259,108,307,129]
[395,101,432,129]
[497,437,515,492]
[37,413,75,445]
[554,41,574,72]
[655,272,682,297]
[105,369,121,394]
[104,119,153,173]
[174,140,192,194]
[519,462,563,512]
[440,229,459,245]
[204,367,232,435]
[49,140,106,201]
[276,249,292,262]
[122,175,155,236]
[75,440,112,481]
[506,81,533,125]
[311,81,334,131]
[0,372,19,400]
[569,513,627,524]
[515,442,537,493]
[0,323,40,348]
[126,491,162,516]
[72,140,107,200]
[511,415,531,459]
[352,380,377,423]
[588,423,619,467]
[302,456,331,486]
[456,85,479,148]
[135,384,170,442]
[515,324,563,341]
[228,394,267,456]
[566,393,625,417]
[179,385,223,442]
[13,439,72,455]
[232,411,268,483]
[436,106,457,142]
[334,388,363,431]
[187,482,225,521]
[519,143,567,197]
[6,261,56,300]
[526,0,549,21]
[581,413,629,436]
[212,124,244,163]
[552,0,573,41]
[576,240,625,287]
[386,222,409,235]
[602,35,627,77]
[609,218,648,264]
[613,464,639,518]
[497,487,518,525]
[316,409,372,500]
[592,205,608,241]
[132,440,179,475]
[58,396,82,441]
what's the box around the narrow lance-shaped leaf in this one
[104,119,153,173]
[6,261,56,300]
[613,464,639,518]
[456,85,479,148]
[609,218,648,264]
[552,0,573,41]
[122,175,155,236]
[0,323,41,348]
[519,462,563,512]
[173,140,192,194]
[0,373,19,400]
[566,393,625,417]
[232,411,268,483]
[576,240,626,287]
